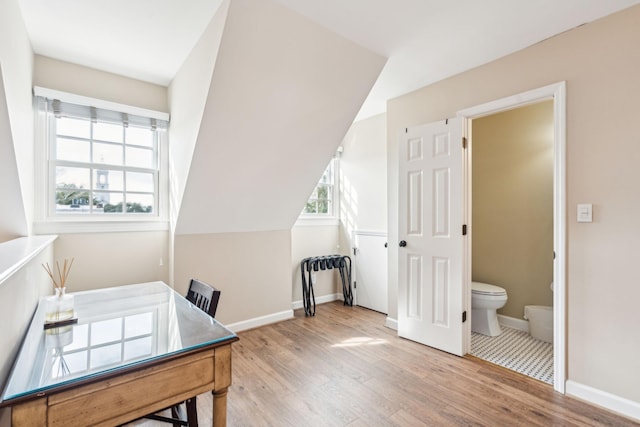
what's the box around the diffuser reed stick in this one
[42,258,74,291]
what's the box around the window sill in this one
[34,219,169,234]
[294,216,339,227]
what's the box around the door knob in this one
[399,240,407,247]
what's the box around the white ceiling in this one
[18,0,640,120]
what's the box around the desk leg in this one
[212,344,233,427]
[212,388,228,427]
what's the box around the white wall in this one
[174,0,386,235]
[0,0,33,239]
[168,0,230,226]
[338,113,388,270]
[339,113,387,230]
[387,4,640,408]
[0,237,55,426]
[0,64,27,242]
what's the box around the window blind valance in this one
[38,97,168,131]
[33,86,169,130]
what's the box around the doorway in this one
[458,82,566,393]
[469,100,554,384]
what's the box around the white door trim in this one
[457,82,567,394]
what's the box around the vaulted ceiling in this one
[18,0,640,120]
[10,0,640,235]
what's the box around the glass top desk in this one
[0,281,238,427]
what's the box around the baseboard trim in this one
[566,380,640,422]
[385,317,398,330]
[498,314,529,332]
[226,309,294,333]
[292,293,342,310]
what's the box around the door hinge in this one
[462,311,467,323]
[462,224,467,235]
[353,281,357,289]
[353,247,357,256]
[462,137,468,149]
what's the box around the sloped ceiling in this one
[0,64,28,240]
[18,0,640,120]
[174,0,386,234]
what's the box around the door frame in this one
[457,82,567,393]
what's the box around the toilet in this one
[471,281,508,336]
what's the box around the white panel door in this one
[398,118,465,356]
[354,232,388,314]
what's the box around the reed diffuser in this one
[42,258,75,323]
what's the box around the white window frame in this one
[33,87,170,234]
[296,157,339,226]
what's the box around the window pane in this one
[126,194,154,213]
[126,126,153,147]
[125,146,154,169]
[94,122,123,143]
[91,318,122,345]
[93,169,123,192]
[126,171,154,193]
[57,117,90,139]
[56,166,90,189]
[90,343,122,369]
[124,336,152,360]
[318,199,330,214]
[320,163,333,184]
[57,138,90,162]
[124,312,153,338]
[55,190,92,214]
[101,193,124,213]
[93,142,123,165]
[304,201,317,214]
[61,351,88,375]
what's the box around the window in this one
[34,90,169,230]
[302,159,337,217]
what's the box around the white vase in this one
[45,287,75,323]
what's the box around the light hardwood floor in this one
[133,302,639,426]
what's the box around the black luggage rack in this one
[300,254,353,316]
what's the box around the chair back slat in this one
[186,279,221,318]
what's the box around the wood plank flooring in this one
[131,302,639,426]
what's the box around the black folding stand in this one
[300,255,353,316]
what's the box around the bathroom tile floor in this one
[471,325,553,384]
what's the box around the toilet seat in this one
[472,281,507,296]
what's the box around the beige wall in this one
[291,224,340,303]
[33,55,168,113]
[387,5,640,404]
[472,101,554,318]
[53,231,170,292]
[173,230,292,325]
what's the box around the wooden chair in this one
[186,278,221,318]
[137,279,221,427]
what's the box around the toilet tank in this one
[524,305,553,343]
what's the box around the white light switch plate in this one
[577,204,593,222]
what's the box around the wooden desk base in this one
[10,344,233,427]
